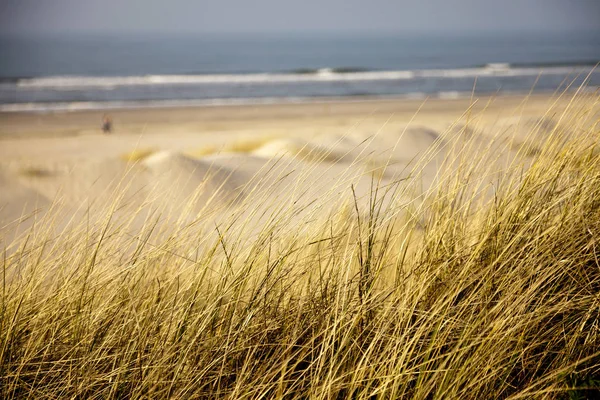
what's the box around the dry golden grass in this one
[223,135,276,153]
[186,145,219,158]
[1,91,600,399]
[120,147,157,162]
[17,165,53,177]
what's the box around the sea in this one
[0,31,599,112]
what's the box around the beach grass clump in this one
[186,145,219,158]
[120,147,157,162]
[1,93,600,399]
[223,135,275,153]
[18,165,53,177]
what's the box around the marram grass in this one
[2,92,600,399]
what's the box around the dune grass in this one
[120,147,157,162]
[224,135,277,153]
[17,165,53,178]
[186,145,219,158]
[1,92,600,399]
[185,135,277,159]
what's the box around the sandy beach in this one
[0,94,593,244]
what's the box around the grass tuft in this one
[186,145,219,158]
[223,135,276,153]
[18,165,53,177]
[120,147,157,162]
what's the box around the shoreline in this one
[0,89,586,115]
[0,93,573,141]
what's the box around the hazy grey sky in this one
[1,0,599,36]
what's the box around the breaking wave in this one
[11,63,596,90]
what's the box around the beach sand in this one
[0,94,591,245]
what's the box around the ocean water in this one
[0,31,599,112]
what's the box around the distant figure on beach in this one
[101,114,113,134]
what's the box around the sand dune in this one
[253,137,359,164]
[143,151,245,208]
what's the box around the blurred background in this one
[1,0,599,112]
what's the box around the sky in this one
[0,0,599,36]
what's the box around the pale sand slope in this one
[0,95,595,246]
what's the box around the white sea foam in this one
[437,91,463,99]
[0,98,319,113]
[16,71,414,89]
[0,88,574,113]
[0,99,276,112]
[13,65,595,90]
[0,94,437,113]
